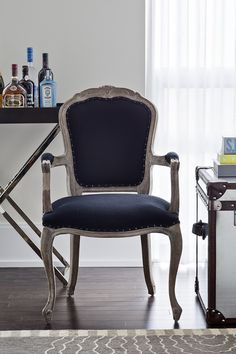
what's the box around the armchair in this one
[40,86,182,323]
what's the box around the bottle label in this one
[10,86,17,91]
[34,85,38,107]
[27,93,34,107]
[3,94,25,107]
[42,85,52,107]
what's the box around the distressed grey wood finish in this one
[67,235,80,296]
[40,227,56,323]
[40,86,182,323]
[140,234,155,296]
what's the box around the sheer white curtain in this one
[146,0,236,264]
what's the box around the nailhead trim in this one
[43,221,179,231]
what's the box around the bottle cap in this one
[43,53,49,67]
[22,65,29,75]
[12,64,18,77]
[27,47,33,63]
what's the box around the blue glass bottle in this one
[40,69,57,107]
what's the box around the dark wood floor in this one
[0,265,207,330]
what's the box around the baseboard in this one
[0,260,195,270]
[79,259,142,267]
[0,259,142,268]
[0,260,46,268]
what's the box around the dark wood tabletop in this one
[0,106,61,124]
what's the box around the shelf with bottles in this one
[0,105,62,124]
[0,48,56,109]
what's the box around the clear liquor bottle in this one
[19,66,34,107]
[40,69,57,107]
[38,53,53,106]
[2,64,27,108]
[0,72,4,108]
[27,47,38,107]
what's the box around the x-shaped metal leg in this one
[0,124,69,285]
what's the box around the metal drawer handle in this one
[192,220,208,240]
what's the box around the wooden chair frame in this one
[40,86,182,323]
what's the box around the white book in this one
[213,159,236,177]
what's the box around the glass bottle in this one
[19,66,35,107]
[2,64,27,108]
[38,53,53,106]
[40,69,57,107]
[0,72,4,108]
[27,47,38,107]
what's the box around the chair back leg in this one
[67,235,80,296]
[41,227,56,324]
[141,234,156,295]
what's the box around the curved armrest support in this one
[41,153,67,213]
[41,160,53,214]
[169,158,180,213]
[151,152,180,214]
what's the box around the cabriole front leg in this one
[167,223,183,321]
[41,227,56,323]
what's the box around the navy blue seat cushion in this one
[43,194,179,232]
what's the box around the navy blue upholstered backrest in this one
[66,97,152,187]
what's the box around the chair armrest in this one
[151,152,179,166]
[152,152,180,213]
[41,153,54,165]
[41,153,66,167]
[41,153,66,213]
[165,152,179,164]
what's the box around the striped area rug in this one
[1,328,236,353]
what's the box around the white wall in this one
[0,0,145,267]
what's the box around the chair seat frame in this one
[40,86,183,323]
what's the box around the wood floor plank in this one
[0,266,207,330]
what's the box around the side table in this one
[0,107,69,285]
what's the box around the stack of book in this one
[214,137,236,177]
